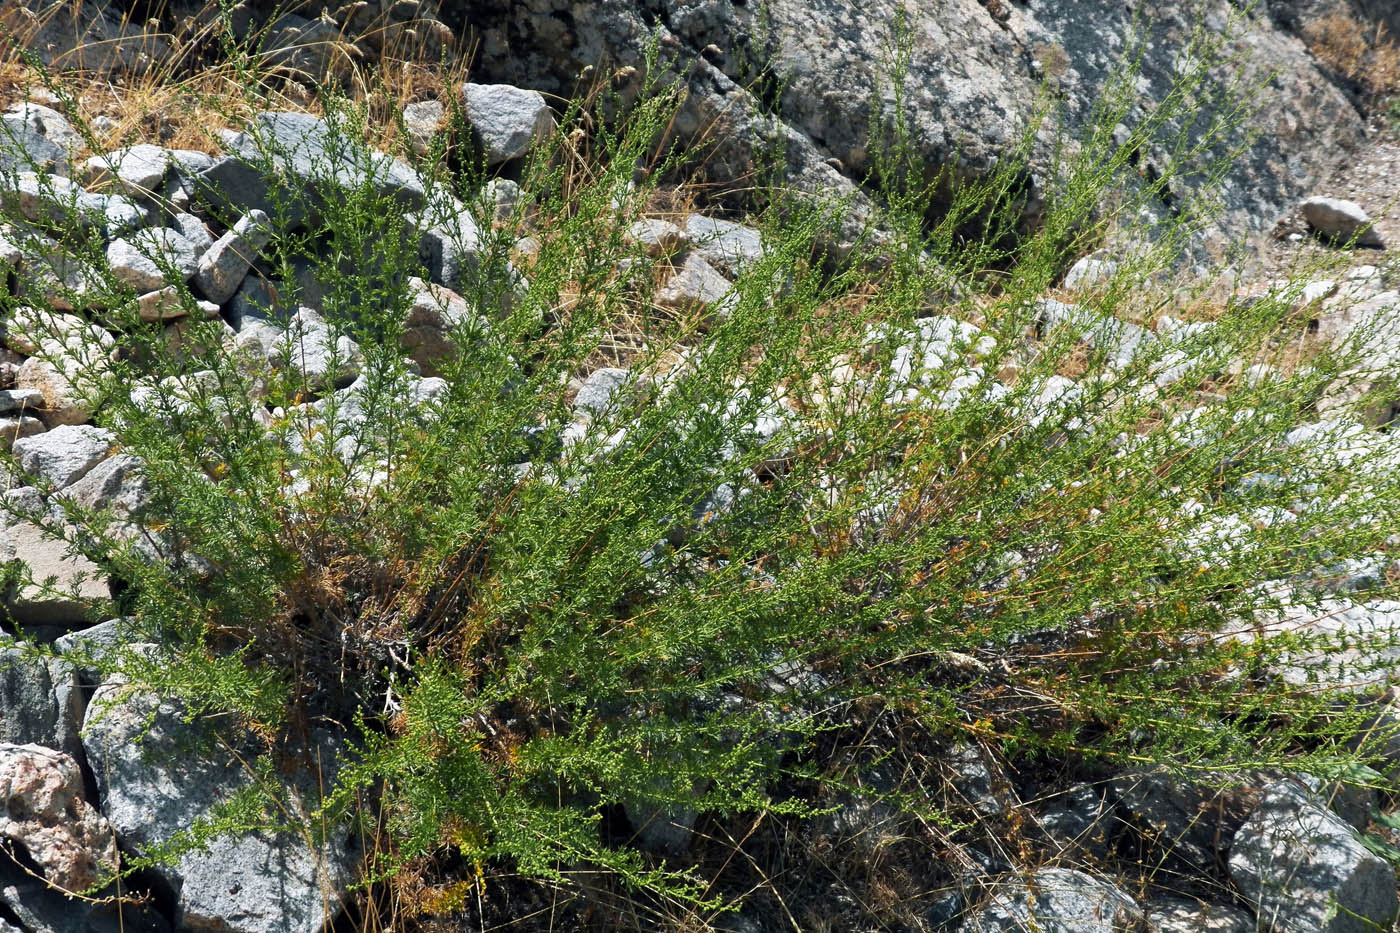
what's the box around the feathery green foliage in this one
[1,8,1399,922]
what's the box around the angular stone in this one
[1145,898,1254,933]
[0,647,83,758]
[1301,197,1383,248]
[0,119,66,177]
[1,172,83,226]
[208,112,426,222]
[629,218,686,257]
[135,286,191,322]
[0,416,45,451]
[282,307,362,391]
[573,367,630,416]
[959,868,1143,932]
[461,83,555,165]
[84,144,170,193]
[170,212,213,255]
[656,252,734,315]
[13,425,112,490]
[0,871,169,933]
[59,453,148,518]
[1230,780,1397,933]
[107,228,200,292]
[0,488,107,628]
[1036,298,1153,367]
[16,356,99,427]
[194,209,272,304]
[0,388,47,414]
[3,103,81,156]
[413,194,485,292]
[402,99,445,156]
[1033,783,1114,862]
[683,215,764,277]
[1063,257,1117,291]
[82,682,352,933]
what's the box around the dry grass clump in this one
[1303,11,1400,111]
[0,0,473,159]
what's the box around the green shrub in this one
[3,11,1399,923]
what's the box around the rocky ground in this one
[0,1,1398,932]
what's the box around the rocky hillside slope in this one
[0,2,1398,932]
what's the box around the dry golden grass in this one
[0,0,475,159]
[1303,11,1400,106]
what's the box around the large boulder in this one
[82,678,353,933]
[1229,780,1398,933]
[196,112,425,226]
[457,0,1365,257]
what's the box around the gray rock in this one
[194,209,272,304]
[1109,768,1230,868]
[1229,780,1397,933]
[106,227,200,292]
[9,0,172,74]
[0,416,45,451]
[960,868,1143,932]
[2,172,84,226]
[23,249,108,313]
[656,252,734,316]
[135,286,192,322]
[227,274,283,326]
[82,682,352,933]
[482,177,521,224]
[1036,298,1153,367]
[2,103,81,156]
[1063,257,1118,291]
[628,218,686,257]
[12,425,113,490]
[0,648,83,758]
[1247,598,1400,693]
[55,618,140,682]
[192,155,293,229]
[0,388,48,415]
[1145,898,1254,933]
[282,307,362,391]
[1301,197,1384,248]
[261,13,346,80]
[1034,783,1114,862]
[402,99,445,156]
[461,83,555,165]
[413,194,486,292]
[0,118,67,177]
[573,367,630,416]
[168,149,214,177]
[59,453,149,517]
[202,112,425,223]
[464,0,1360,258]
[946,743,1016,817]
[170,212,213,255]
[0,743,116,890]
[84,144,170,193]
[16,355,101,427]
[683,215,764,277]
[623,797,698,855]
